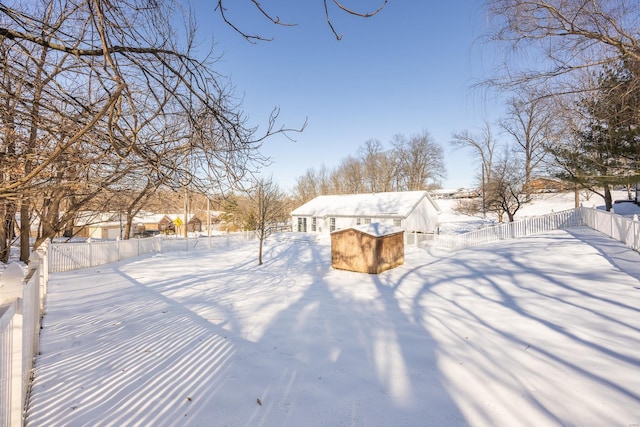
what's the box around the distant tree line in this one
[291,131,446,205]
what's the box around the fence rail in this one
[48,232,254,273]
[427,206,639,251]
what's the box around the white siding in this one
[404,197,439,233]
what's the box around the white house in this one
[290,191,442,234]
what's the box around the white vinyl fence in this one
[580,206,640,251]
[0,245,48,427]
[48,232,255,273]
[428,206,640,251]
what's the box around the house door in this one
[297,217,307,232]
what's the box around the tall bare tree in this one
[500,91,558,193]
[333,156,365,194]
[0,0,294,260]
[392,131,446,190]
[243,178,287,265]
[486,0,640,94]
[451,121,499,197]
[485,150,528,222]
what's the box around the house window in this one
[298,217,307,232]
[330,217,336,232]
[356,218,361,225]
[311,217,317,232]
[393,218,402,227]
[364,218,371,224]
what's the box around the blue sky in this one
[191,1,501,191]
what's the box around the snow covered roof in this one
[74,212,119,226]
[291,191,441,218]
[334,222,404,237]
[134,213,171,224]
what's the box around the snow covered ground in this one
[24,192,640,426]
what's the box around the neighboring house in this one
[167,214,203,234]
[290,191,442,234]
[186,215,202,233]
[134,213,175,235]
[73,212,175,239]
[73,212,123,239]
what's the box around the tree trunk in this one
[604,184,613,211]
[0,203,16,263]
[20,198,30,262]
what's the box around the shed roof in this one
[332,223,404,237]
[291,191,441,218]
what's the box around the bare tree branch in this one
[215,0,387,42]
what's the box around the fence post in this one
[610,209,614,238]
[634,215,639,251]
[36,241,49,298]
[87,238,93,268]
[26,251,42,353]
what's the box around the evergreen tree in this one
[551,61,640,210]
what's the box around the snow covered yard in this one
[26,228,640,426]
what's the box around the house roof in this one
[74,212,175,227]
[135,213,171,224]
[291,191,441,218]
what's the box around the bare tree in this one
[293,169,319,205]
[291,130,444,203]
[317,164,333,196]
[0,0,296,260]
[450,121,500,213]
[358,139,383,193]
[500,91,558,193]
[357,139,400,193]
[392,131,446,190]
[333,156,365,194]
[244,178,287,265]
[485,151,528,222]
[215,0,388,41]
[486,0,640,95]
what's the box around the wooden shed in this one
[331,223,404,274]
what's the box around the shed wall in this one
[331,230,404,274]
[375,232,405,272]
